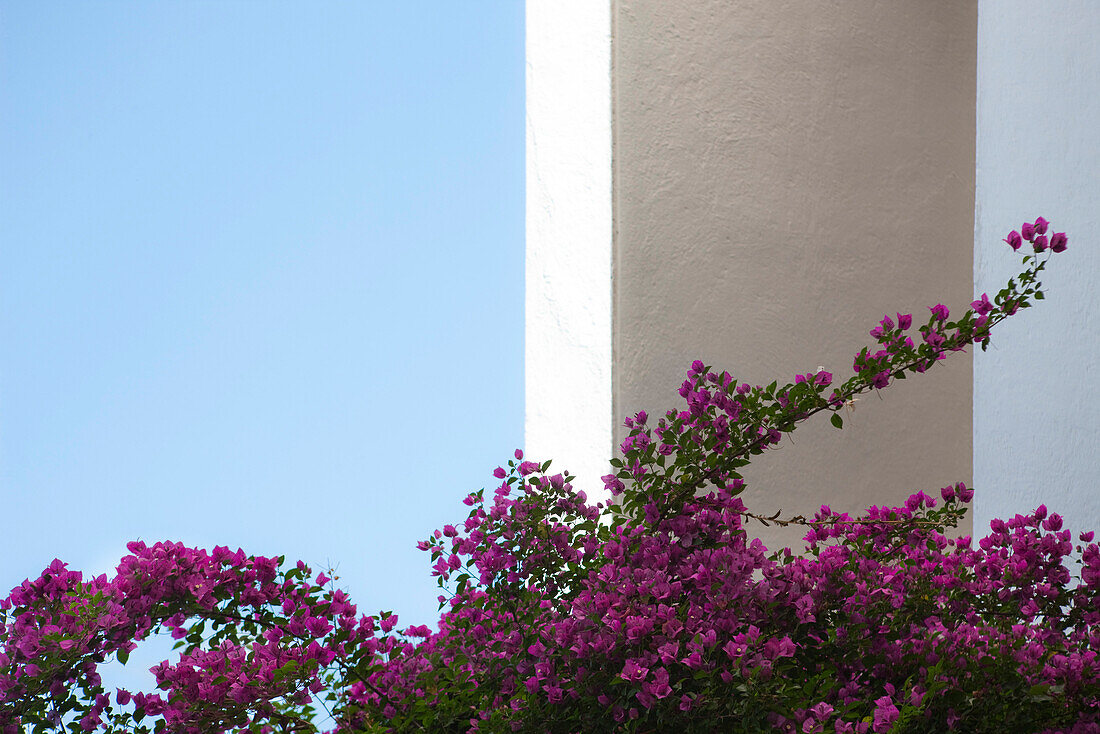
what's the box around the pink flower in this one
[1051,231,1068,252]
[929,304,950,321]
[1033,216,1049,235]
[872,696,899,732]
[923,329,946,348]
[1004,230,1022,250]
[1033,234,1048,253]
[304,616,333,636]
[602,473,626,495]
[648,667,672,699]
[621,659,648,682]
[970,293,993,316]
[1022,221,1036,241]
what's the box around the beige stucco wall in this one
[613,0,977,550]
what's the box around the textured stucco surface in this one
[974,2,1100,538]
[613,0,977,550]
[526,0,613,493]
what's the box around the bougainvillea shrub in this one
[3,220,1095,733]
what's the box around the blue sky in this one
[0,0,523,647]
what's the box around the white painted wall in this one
[975,1,1100,536]
[525,0,613,496]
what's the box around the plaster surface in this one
[974,2,1100,538]
[613,0,977,550]
[525,0,613,494]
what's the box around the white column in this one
[525,0,613,497]
[975,1,1100,536]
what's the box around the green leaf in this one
[830,413,843,429]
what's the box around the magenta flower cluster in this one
[0,542,382,732]
[1,221,1087,733]
[1005,216,1069,254]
